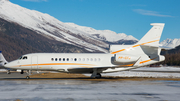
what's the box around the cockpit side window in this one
[19,56,22,60]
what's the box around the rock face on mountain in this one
[0,0,109,53]
[0,18,90,61]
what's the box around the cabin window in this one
[63,58,65,61]
[79,58,81,61]
[74,58,77,61]
[91,58,93,61]
[98,58,101,61]
[59,58,61,61]
[55,58,57,61]
[71,58,73,61]
[83,58,85,61]
[87,58,89,61]
[67,58,69,61]
[51,58,54,61]
[94,58,97,61]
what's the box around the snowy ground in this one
[1,66,180,78]
[102,67,180,78]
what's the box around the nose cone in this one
[4,62,15,69]
[4,63,11,68]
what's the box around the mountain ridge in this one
[0,0,140,52]
[0,0,109,52]
[0,18,90,61]
[65,22,138,42]
[160,38,180,48]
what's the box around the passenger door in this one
[31,56,38,70]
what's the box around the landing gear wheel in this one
[96,73,102,78]
[7,70,11,74]
[26,76,30,79]
[21,70,24,74]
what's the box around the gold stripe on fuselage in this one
[111,40,159,54]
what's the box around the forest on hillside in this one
[160,45,180,66]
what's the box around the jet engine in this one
[112,54,139,64]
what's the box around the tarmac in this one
[0,71,180,101]
[0,72,27,79]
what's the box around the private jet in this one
[0,23,166,79]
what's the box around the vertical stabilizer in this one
[137,23,165,46]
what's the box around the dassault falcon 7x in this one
[1,23,166,79]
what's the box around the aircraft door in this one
[31,56,38,70]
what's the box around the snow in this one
[0,0,109,52]
[65,22,138,42]
[160,38,180,48]
[0,0,139,53]
[103,67,180,78]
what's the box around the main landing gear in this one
[91,69,102,78]
[21,70,24,74]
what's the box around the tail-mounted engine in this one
[112,54,140,65]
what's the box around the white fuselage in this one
[4,52,165,74]
[5,53,114,72]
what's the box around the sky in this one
[10,0,180,41]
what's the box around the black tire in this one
[21,70,24,74]
[7,71,11,74]
[26,76,30,79]
[96,73,102,78]
[7,72,11,74]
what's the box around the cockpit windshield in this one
[23,56,27,59]
[19,56,28,60]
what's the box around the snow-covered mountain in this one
[0,0,138,53]
[0,0,107,52]
[160,38,180,48]
[65,23,138,42]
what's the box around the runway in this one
[0,72,27,79]
[0,71,180,101]
[0,77,180,101]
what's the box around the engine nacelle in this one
[113,54,139,64]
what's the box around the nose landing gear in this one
[26,70,31,79]
[26,76,30,79]
[7,70,11,74]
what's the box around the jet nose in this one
[4,63,13,69]
[4,63,10,68]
